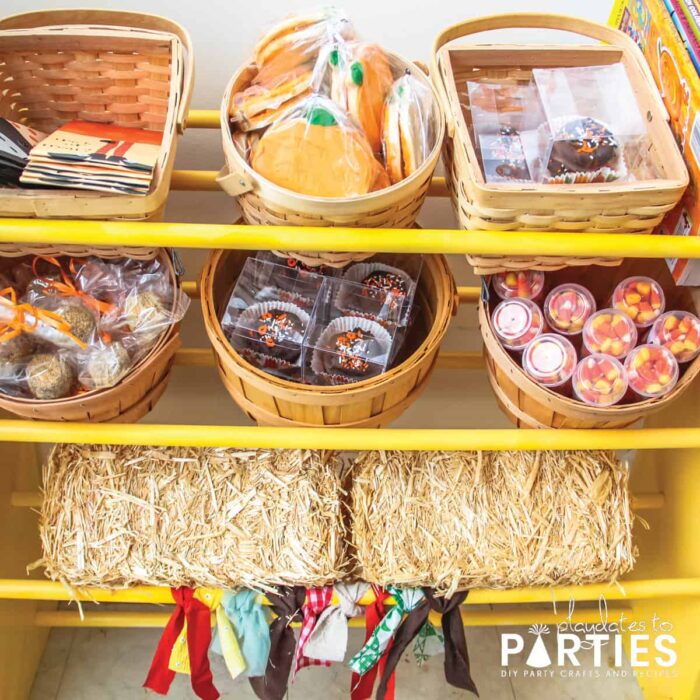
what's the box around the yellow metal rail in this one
[2,578,697,605]
[1,219,699,258]
[0,422,698,449]
[33,607,629,629]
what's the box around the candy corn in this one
[647,311,700,364]
[491,298,543,351]
[573,354,627,406]
[624,344,679,399]
[544,283,596,336]
[612,276,665,328]
[522,333,577,388]
[582,308,637,359]
[492,270,545,301]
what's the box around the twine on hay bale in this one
[350,450,636,596]
[39,444,348,590]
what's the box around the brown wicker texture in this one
[218,57,445,268]
[432,14,688,274]
[0,9,194,259]
[0,249,181,422]
[350,449,636,595]
[480,259,700,429]
[201,250,455,427]
[40,444,348,589]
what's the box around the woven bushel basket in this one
[0,249,182,422]
[201,249,455,427]
[350,449,636,596]
[40,444,348,589]
[0,9,194,259]
[480,259,700,429]
[431,13,688,274]
[218,54,445,269]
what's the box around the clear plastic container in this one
[573,353,628,407]
[624,344,679,400]
[581,308,637,359]
[544,283,596,336]
[491,270,545,302]
[522,333,577,389]
[491,298,543,352]
[647,310,700,364]
[611,276,665,329]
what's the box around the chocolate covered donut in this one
[547,117,618,177]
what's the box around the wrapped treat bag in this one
[250,96,388,196]
[0,255,188,401]
[625,344,679,400]
[648,311,700,364]
[532,64,657,184]
[522,334,577,393]
[573,354,628,407]
[582,309,637,360]
[612,276,665,329]
[491,270,545,302]
[544,283,596,338]
[230,9,356,131]
[491,298,543,353]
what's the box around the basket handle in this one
[0,9,194,134]
[431,13,668,138]
[216,165,255,197]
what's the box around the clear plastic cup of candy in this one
[522,333,577,391]
[647,310,700,364]
[581,308,637,359]
[624,344,679,400]
[544,283,596,337]
[573,354,628,407]
[491,270,545,302]
[612,276,665,329]
[491,298,543,353]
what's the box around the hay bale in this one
[350,450,636,596]
[40,444,348,589]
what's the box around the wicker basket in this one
[480,259,700,429]
[201,250,455,427]
[0,9,194,259]
[218,56,445,268]
[0,249,182,422]
[432,13,689,274]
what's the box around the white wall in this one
[2,0,616,180]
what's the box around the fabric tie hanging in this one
[143,587,219,700]
[249,586,305,700]
[303,582,369,663]
[211,589,271,678]
[294,585,334,674]
[375,589,479,699]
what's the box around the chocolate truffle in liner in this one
[26,353,75,399]
[361,270,408,299]
[321,326,384,377]
[55,303,96,344]
[247,307,306,362]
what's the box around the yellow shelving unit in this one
[0,109,698,700]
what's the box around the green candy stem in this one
[306,105,338,127]
[350,61,364,86]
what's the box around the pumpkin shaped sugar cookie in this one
[382,73,434,183]
[345,44,394,152]
[251,97,380,197]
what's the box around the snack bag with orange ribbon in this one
[230,8,356,132]
[0,255,188,400]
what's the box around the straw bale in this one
[350,450,636,596]
[40,444,348,589]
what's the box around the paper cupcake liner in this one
[310,316,392,385]
[237,300,309,343]
[337,263,413,324]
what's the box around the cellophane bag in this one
[0,255,189,399]
[230,8,356,132]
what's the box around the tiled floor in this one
[30,620,644,699]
